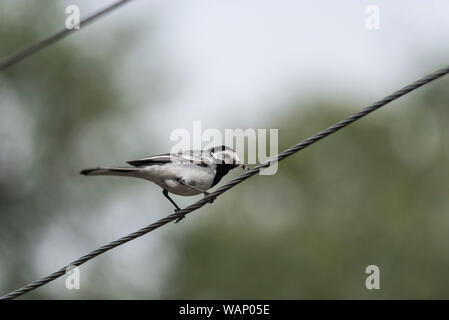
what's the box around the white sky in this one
[97,0,449,135]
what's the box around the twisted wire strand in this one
[0,0,134,72]
[1,65,449,299]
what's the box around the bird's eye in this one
[197,161,208,167]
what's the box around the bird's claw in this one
[174,209,185,223]
[204,192,216,204]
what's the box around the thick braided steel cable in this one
[1,65,449,300]
[0,0,134,72]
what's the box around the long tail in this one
[80,167,142,178]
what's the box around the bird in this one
[80,145,249,222]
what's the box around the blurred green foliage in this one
[160,81,449,299]
[0,1,139,296]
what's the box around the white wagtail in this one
[81,145,248,222]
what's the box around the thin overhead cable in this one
[0,0,134,72]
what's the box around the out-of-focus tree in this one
[160,78,449,299]
[0,1,153,298]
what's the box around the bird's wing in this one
[127,153,175,167]
[127,150,214,167]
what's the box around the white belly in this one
[139,163,215,196]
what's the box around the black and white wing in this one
[127,150,214,167]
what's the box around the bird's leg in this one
[162,189,181,210]
[178,179,216,204]
[162,189,184,223]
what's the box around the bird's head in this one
[209,145,249,170]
